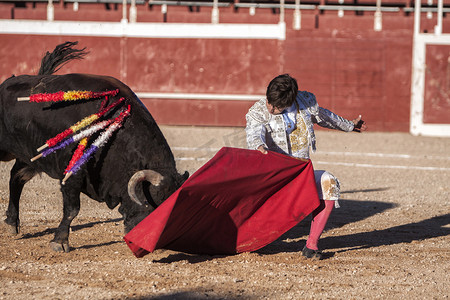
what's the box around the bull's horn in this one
[127,170,164,205]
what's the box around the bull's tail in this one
[38,41,88,75]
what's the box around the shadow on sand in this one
[257,197,396,255]
[321,213,449,253]
[259,194,449,257]
[19,217,123,239]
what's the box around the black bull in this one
[0,45,188,252]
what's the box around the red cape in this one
[124,147,320,257]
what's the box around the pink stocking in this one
[306,199,334,250]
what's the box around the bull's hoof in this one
[3,220,20,235]
[50,241,70,253]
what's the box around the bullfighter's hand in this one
[257,145,268,154]
[352,115,367,132]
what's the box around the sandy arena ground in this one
[0,126,449,299]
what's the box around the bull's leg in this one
[50,181,81,253]
[4,160,35,234]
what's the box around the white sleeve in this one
[314,107,355,132]
[245,112,268,150]
[245,100,270,150]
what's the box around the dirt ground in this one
[0,126,449,299]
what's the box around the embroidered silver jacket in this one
[245,91,355,159]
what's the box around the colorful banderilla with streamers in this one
[62,105,131,185]
[36,97,125,152]
[17,89,119,102]
[30,120,113,162]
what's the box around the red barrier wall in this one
[1,3,449,131]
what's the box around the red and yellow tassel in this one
[18,89,119,102]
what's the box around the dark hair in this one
[266,74,298,109]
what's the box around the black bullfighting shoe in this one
[302,246,323,260]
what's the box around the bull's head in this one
[127,169,189,207]
[122,169,188,233]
